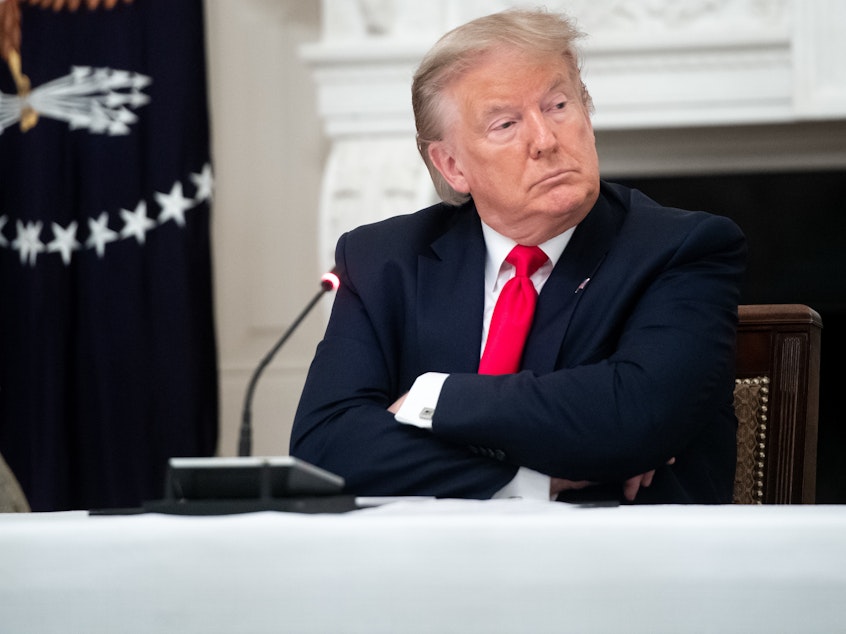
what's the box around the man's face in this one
[429,47,600,244]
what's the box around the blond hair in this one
[412,9,593,206]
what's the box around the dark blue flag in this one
[0,0,218,511]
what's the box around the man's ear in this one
[428,142,470,194]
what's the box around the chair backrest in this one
[733,304,822,504]
[0,452,30,513]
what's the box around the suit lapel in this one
[417,206,487,373]
[414,188,624,375]
[522,192,622,372]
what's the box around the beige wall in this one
[204,1,326,457]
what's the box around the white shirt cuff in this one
[395,373,552,501]
[492,467,552,501]
[394,372,449,429]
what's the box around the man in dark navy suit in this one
[291,9,746,504]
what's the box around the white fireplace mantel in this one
[301,0,846,271]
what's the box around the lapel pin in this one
[575,277,591,294]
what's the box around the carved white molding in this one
[318,136,433,268]
[301,0,846,273]
[793,0,846,118]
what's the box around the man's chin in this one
[537,191,595,224]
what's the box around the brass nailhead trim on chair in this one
[733,376,770,504]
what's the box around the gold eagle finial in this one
[0,0,133,132]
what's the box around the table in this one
[2,499,845,633]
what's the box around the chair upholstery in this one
[733,304,822,504]
[0,452,30,513]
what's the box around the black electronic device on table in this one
[143,455,355,515]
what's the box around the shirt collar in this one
[480,220,576,288]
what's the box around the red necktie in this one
[478,245,548,375]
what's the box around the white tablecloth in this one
[2,499,845,633]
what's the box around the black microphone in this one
[238,268,340,457]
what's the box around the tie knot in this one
[506,245,548,278]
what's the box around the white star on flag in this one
[190,163,214,203]
[86,212,118,257]
[0,166,212,267]
[47,221,81,265]
[155,182,193,227]
[120,201,156,244]
[12,220,45,266]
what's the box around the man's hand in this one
[622,470,656,502]
[550,477,595,497]
[550,471,656,501]
[621,457,677,501]
[553,458,676,501]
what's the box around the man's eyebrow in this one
[477,74,572,121]
[480,102,514,119]
[547,73,570,94]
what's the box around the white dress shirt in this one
[395,221,575,499]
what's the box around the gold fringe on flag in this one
[0,0,133,131]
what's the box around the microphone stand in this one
[238,270,339,457]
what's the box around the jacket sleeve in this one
[290,232,517,498]
[432,212,747,484]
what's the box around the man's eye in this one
[549,101,566,111]
[496,121,515,130]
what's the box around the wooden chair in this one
[0,452,30,513]
[733,304,822,504]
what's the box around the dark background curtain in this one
[0,0,218,512]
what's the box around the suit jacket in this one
[291,181,747,503]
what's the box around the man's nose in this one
[526,111,558,158]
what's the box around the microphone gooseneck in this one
[238,269,340,457]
